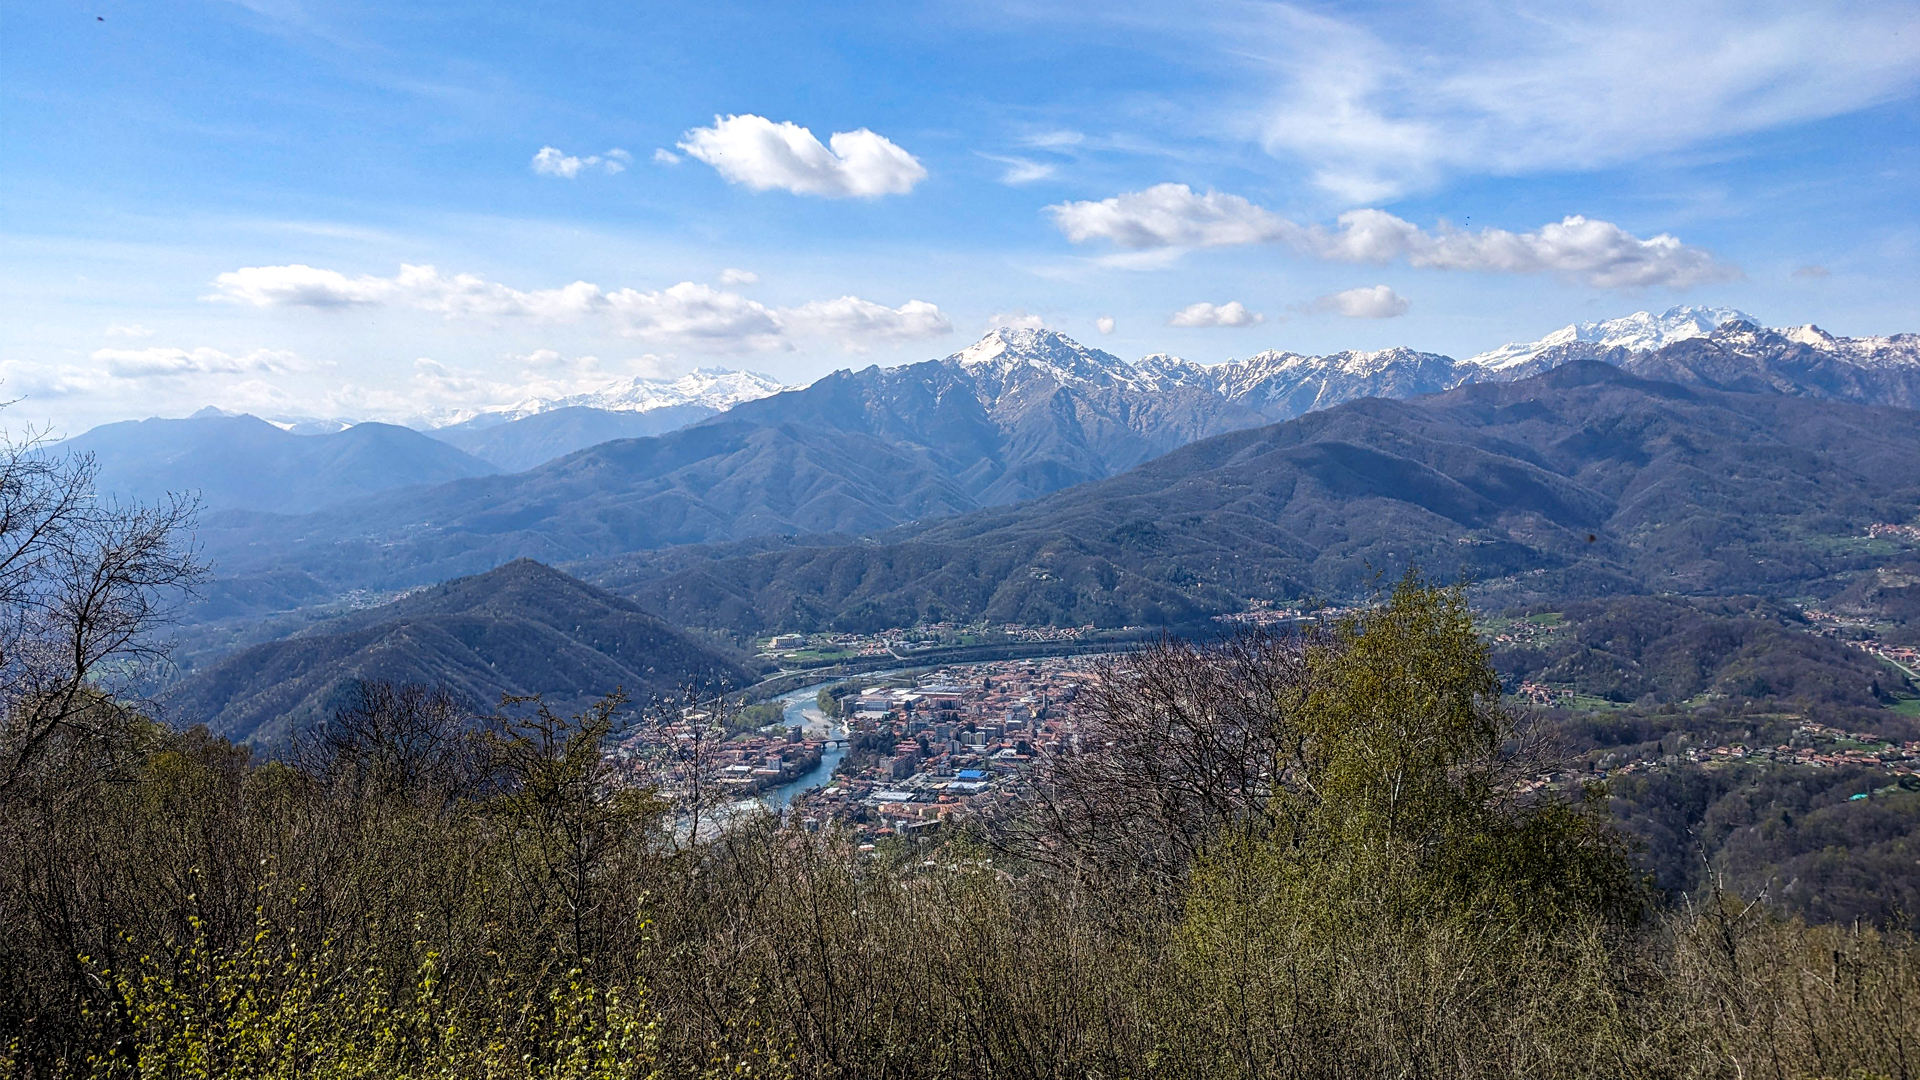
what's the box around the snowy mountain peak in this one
[472,368,789,427]
[1466,305,1753,371]
[1131,352,1211,388]
[1231,345,1447,378]
[612,368,788,413]
[949,328,1138,387]
[1755,324,1920,369]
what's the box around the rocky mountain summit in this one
[947,308,1919,426]
[1464,305,1751,374]
[1625,321,1920,408]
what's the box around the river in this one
[754,680,851,811]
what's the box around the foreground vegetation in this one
[0,578,1916,1078]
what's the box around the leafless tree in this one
[298,681,488,807]
[0,431,204,800]
[640,686,738,846]
[999,629,1320,907]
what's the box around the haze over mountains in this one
[422,368,791,470]
[52,411,497,515]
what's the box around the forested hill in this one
[603,361,1920,635]
[162,559,752,746]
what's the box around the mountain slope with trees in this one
[604,362,1920,634]
[167,318,1920,623]
[186,329,1267,600]
[161,559,751,746]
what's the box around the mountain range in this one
[182,328,1271,599]
[161,559,752,746]
[418,368,792,469]
[43,309,1911,640]
[596,360,1920,635]
[66,308,1919,521]
[427,404,719,472]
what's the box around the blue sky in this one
[4,0,1918,431]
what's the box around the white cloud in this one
[606,282,786,349]
[677,114,926,198]
[1169,301,1264,328]
[515,348,570,369]
[1224,2,1920,201]
[988,310,1047,331]
[1020,130,1087,150]
[1050,183,1733,289]
[210,263,606,317]
[532,146,589,178]
[508,349,671,381]
[90,346,306,378]
[652,148,682,165]
[717,268,759,286]
[104,323,156,339]
[0,345,314,413]
[783,297,951,349]
[530,145,629,178]
[208,263,950,352]
[1096,316,1116,335]
[1307,285,1409,319]
[1793,264,1831,279]
[977,153,1056,185]
[1051,184,1289,249]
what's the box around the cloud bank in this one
[208,264,950,351]
[677,114,926,198]
[1050,183,1733,289]
[0,345,317,413]
[91,345,306,378]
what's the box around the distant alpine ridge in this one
[64,307,1920,527]
[448,367,790,428]
[1463,306,1752,372]
[211,367,790,444]
[907,308,1756,423]
[864,306,1920,427]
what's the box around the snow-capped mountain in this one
[466,367,789,427]
[924,309,1918,431]
[1623,321,1920,408]
[1130,352,1215,389]
[130,312,1917,508]
[1779,324,1920,368]
[940,329,1458,424]
[1204,347,1461,420]
[949,327,1159,395]
[1464,305,1751,374]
